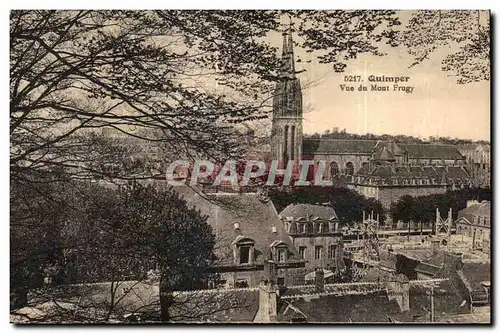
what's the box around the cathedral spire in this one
[271,18,303,167]
[280,22,296,79]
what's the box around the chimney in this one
[442,252,463,275]
[467,200,479,208]
[253,280,278,323]
[386,274,410,312]
[431,239,440,255]
[263,260,277,285]
[315,267,325,293]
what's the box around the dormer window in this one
[240,245,251,264]
[232,236,256,265]
[277,248,286,263]
[270,240,289,263]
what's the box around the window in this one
[299,246,307,259]
[345,162,354,176]
[318,223,324,233]
[330,162,339,178]
[301,223,307,234]
[235,280,249,288]
[277,277,285,286]
[240,246,251,264]
[328,245,337,259]
[314,246,323,260]
[277,248,286,263]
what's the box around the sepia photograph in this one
[9,8,491,324]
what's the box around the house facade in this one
[455,200,491,251]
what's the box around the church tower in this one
[271,24,303,167]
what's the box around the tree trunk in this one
[159,276,174,322]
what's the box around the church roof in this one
[302,139,378,155]
[399,143,464,160]
[302,139,464,161]
[371,146,396,161]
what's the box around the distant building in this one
[457,143,491,188]
[455,200,491,251]
[347,163,472,210]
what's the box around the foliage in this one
[10,177,218,322]
[402,10,490,84]
[389,187,491,223]
[269,186,386,225]
[306,129,490,145]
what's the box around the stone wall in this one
[221,265,306,288]
[310,154,370,178]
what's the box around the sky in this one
[268,10,490,141]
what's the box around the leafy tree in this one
[390,187,491,227]
[11,179,223,322]
[403,10,490,84]
[64,182,217,322]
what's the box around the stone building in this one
[347,162,472,209]
[455,200,491,250]
[174,186,309,288]
[457,143,491,188]
[278,203,344,272]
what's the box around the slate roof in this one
[302,139,465,161]
[371,146,396,161]
[170,289,259,323]
[279,203,339,221]
[395,249,446,267]
[174,186,299,266]
[398,144,464,160]
[277,279,469,323]
[458,201,490,218]
[414,262,442,277]
[352,165,471,186]
[302,139,378,155]
[460,261,491,292]
[278,290,403,323]
[408,280,470,321]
